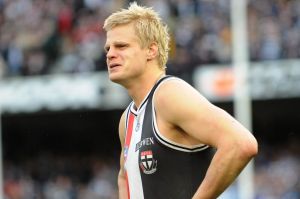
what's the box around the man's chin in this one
[108,74,123,84]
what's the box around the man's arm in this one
[155,79,258,199]
[118,111,129,199]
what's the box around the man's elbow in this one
[239,134,258,160]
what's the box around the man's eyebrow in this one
[114,41,128,45]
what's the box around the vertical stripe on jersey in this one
[125,113,135,157]
[125,172,130,199]
[125,107,146,199]
[124,113,135,198]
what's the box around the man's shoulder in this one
[154,75,209,113]
[155,76,195,98]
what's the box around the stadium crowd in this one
[1,0,300,198]
[0,0,300,78]
[254,140,300,199]
[4,155,119,199]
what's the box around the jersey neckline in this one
[130,75,169,116]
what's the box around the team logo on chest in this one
[139,150,157,174]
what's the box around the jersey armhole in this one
[152,78,209,152]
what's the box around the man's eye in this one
[117,44,128,48]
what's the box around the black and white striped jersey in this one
[123,76,213,199]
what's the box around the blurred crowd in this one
[254,140,300,199]
[1,0,300,198]
[4,154,119,199]
[0,0,300,78]
[3,140,300,199]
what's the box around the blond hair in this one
[103,2,170,69]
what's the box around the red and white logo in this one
[140,150,157,174]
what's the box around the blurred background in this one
[0,0,300,198]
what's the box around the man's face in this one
[104,23,148,84]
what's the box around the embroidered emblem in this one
[135,122,140,131]
[124,146,129,161]
[140,150,157,174]
[135,113,142,131]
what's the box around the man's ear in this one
[147,42,158,61]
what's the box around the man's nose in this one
[106,48,116,59]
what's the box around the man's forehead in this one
[105,26,138,43]
[107,23,135,35]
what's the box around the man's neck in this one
[128,71,165,109]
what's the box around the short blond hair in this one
[103,2,170,69]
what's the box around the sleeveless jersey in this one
[123,76,213,199]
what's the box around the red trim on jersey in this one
[125,113,134,155]
[125,171,130,199]
[124,112,135,198]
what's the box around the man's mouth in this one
[109,63,121,69]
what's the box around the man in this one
[103,2,258,199]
